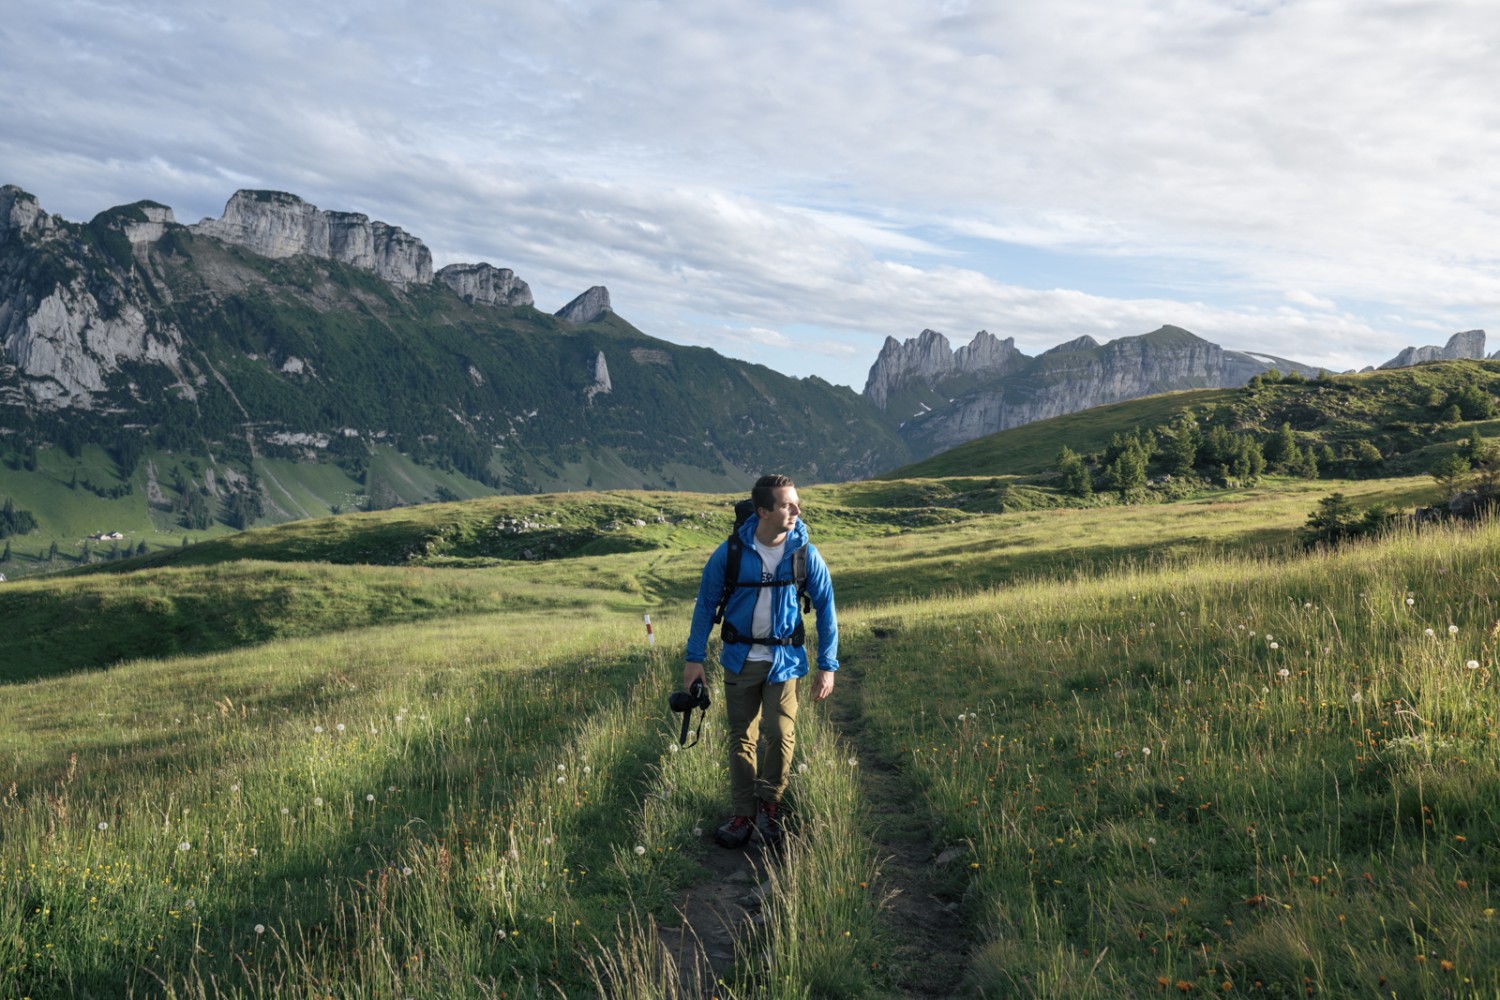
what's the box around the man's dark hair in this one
[752,474,796,514]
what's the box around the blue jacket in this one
[686,514,838,683]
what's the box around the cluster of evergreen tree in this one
[1053,414,1360,499]
[0,498,38,538]
[1302,493,1402,548]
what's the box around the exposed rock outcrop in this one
[192,191,434,287]
[436,263,534,307]
[863,329,1026,410]
[0,190,185,407]
[556,286,612,325]
[895,326,1320,457]
[1378,330,1487,369]
[584,350,612,403]
[0,185,56,243]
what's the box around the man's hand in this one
[684,661,706,691]
[811,669,835,701]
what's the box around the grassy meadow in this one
[4,473,1498,997]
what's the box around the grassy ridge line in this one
[1,476,1435,684]
[854,517,1500,996]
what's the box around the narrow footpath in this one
[656,658,976,998]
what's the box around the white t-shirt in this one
[749,537,786,660]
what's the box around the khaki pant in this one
[724,658,799,816]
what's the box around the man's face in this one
[759,486,800,533]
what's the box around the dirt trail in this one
[659,661,974,997]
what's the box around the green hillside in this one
[5,471,1499,997]
[891,360,1500,480]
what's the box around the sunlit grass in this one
[4,472,1486,997]
[854,515,1500,997]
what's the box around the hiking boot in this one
[755,800,784,848]
[714,814,755,848]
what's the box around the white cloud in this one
[2,0,1497,389]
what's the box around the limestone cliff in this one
[555,286,612,325]
[1378,330,1487,369]
[0,188,185,408]
[892,326,1319,457]
[863,329,1027,410]
[436,263,534,307]
[192,191,434,287]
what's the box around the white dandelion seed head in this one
[582,766,592,775]
[250,847,258,856]
[557,776,566,784]
[185,898,195,909]
[1450,625,1460,634]
[387,785,396,793]
[668,743,680,753]
[1406,598,1416,606]
[230,784,240,793]
[692,827,703,837]
[464,717,471,724]
[634,845,646,856]
[97,821,108,831]
[336,723,345,732]
[1148,836,1157,845]
[1467,660,1481,670]
[177,841,191,852]
[366,794,375,802]
[798,763,809,774]
[1278,668,1291,678]
[1141,747,1151,756]
[313,797,324,807]
[557,764,567,772]
[1261,686,1270,695]
[313,725,323,734]
[1304,602,1313,609]
[255,924,265,934]
[1265,634,1274,641]
[496,929,507,940]
[280,807,290,815]
[1351,692,1363,705]
[1114,750,1124,759]
[542,836,553,846]
[1425,628,1435,637]
[1270,642,1279,650]
[848,757,859,767]
[402,866,413,876]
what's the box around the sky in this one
[4,0,1500,391]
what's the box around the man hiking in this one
[684,474,839,848]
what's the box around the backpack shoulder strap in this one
[713,532,742,624]
[793,546,811,614]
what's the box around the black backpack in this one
[711,498,811,647]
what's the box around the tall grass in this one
[854,516,1500,996]
[4,473,1485,997]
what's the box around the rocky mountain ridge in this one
[1377,329,1492,369]
[866,325,1323,457]
[0,183,910,506]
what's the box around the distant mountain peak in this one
[863,328,1025,409]
[1378,329,1487,369]
[556,286,612,325]
[1042,335,1102,355]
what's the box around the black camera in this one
[669,679,711,747]
[669,679,711,714]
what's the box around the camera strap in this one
[679,703,706,748]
